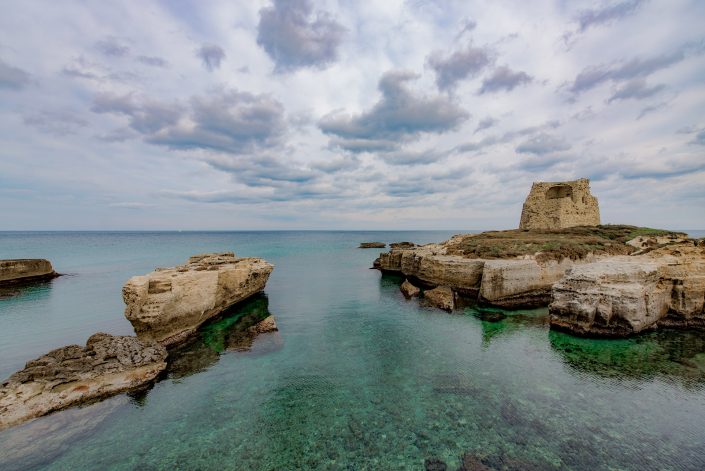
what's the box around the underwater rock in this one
[248,315,277,334]
[359,242,386,248]
[458,453,491,471]
[0,259,58,285]
[474,308,507,323]
[400,279,420,298]
[0,333,167,430]
[123,252,273,346]
[423,286,454,311]
[550,242,705,336]
[424,457,447,471]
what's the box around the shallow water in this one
[1,231,705,470]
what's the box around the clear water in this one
[1,231,705,471]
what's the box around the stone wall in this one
[519,178,600,230]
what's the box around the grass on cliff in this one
[444,225,686,262]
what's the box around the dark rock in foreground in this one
[0,333,167,430]
[359,242,386,248]
[0,259,59,285]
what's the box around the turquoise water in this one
[1,231,705,470]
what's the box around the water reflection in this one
[0,279,54,301]
[549,329,705,385]
[167,294,282,379]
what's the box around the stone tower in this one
[519,178,600,230]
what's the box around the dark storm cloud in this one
[256,0,345,72]
[607,78,665,103]
[478,66,532,94]
[0,59,31,90]
[196,44,225,71]
[474,116,497,134]
[95,37,130,57]
[576,0,644,32]
[427,44,491,90]
[515,133,570,155]
[569,46,695,94]
[92,89,286,154]
[319,70,469,153]
[137,55,168,68]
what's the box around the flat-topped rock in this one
[550,242,705,336]
[0,259,58,284]
[359,242,386,248]
[123,252,274,346]
[0,333,167,430]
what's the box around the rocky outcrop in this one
[123,252,273,346]
[549,242,705,336]
[359,242,386,248]
[519,178,600,230]
[423,286,454,311]
[0,259,58,284]
[0,333,167,430]
[400,279,420,298]
[390,242,416,249]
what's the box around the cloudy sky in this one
[1,0,704,230]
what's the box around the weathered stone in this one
[390,241,416,249]
[123,252,274,346]
[359,242,386,248]
[519,178,600,230]
[423,286,454,311]
[0,259,58,284]
[400,279,420,298]
[0,333,167,430]
[550,242,705,336]
[247,315,278,334]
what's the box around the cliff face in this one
[519,178,600,230]
[123,252,274,346]
[549,242,705,336]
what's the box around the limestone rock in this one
[390,241,416,249]
[549,242,705,336]
[123,252,274,346]
[423,286,454,311]
[0,333,167,430]
[519,178,600,230]
[359,242,386,248]
[248,315,278,334]
[0,259,58,284]
[400,279,420,298]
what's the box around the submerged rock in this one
[0,259,58,285]
[550,242,705,336]
[423,286,454,311]
[123,252,274,346]
[0,333,167,430]
[400,279,420,298]
[359,242,386,248]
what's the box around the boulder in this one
[400,279,420,298]
[0,259,58,284]
[0,333,167,430]
[123,252,273,346]
[359,242,386,248]
[423,286,454,311]
[390,241,416,249]
[247,315,278,334]
[550,242,705,336]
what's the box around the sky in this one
[0,0,704,230]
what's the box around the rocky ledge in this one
[549,241,705,337]
[0,259,59,285]
[123,252,274,346]
[359,242,386,248]
[0,333,167,430]
[374,226,686,311]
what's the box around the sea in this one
[1,230,705,470]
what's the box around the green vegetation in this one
[444,225,687,262]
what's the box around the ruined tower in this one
[519,178,600,230]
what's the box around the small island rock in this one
[0,259,58,284]
[359,242,386,248]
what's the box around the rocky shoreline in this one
[0,259,60,285]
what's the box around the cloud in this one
[478,66,532,94]
[319,70,469,153]
[636,100,670,120]
[0,59,31,90]
[474,116,497,134]
[137,55,168,68]
[607,78,665,103]
[576,0,644,32]
[427,44,491,90]
[92,89,286,154]
[515,133,570,155]
[257,0,345,72]
[377,149,447,166]
[95,37,130,57]
[691,130,705,146]
[23,110,88,136]
[196,44,225,71]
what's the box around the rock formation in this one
[123,252,273,346]
[0,259,58,284]
[359,242,386,248]
[549,241,705,336]
[423,286,455,311]
[400,279,420,298]
[519,178,600,230]
[0,333,167,430]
